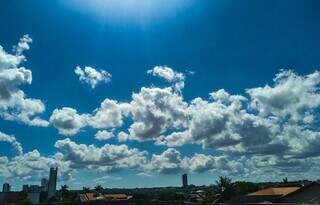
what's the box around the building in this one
[41,178,48,192]
[47,167,58,199]
[182,174,188,188]
[280,181,320,203]
[2,183,10,192]
[22,184,42,193]
[0,192,20,204]
[27,192,41,204]
[0,192,40,205]
[22,185,29,192]
[226,186,300,204]
[29,185,41,193]
[79,193,129,202]
[226,181,320,204]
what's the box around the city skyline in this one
[2,0,320,190]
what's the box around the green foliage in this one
[94,184,104,193]
[159,190,185,201]
[17,192,31,205]
[213,176,236,202]
[39,191,48,203]
[234,181,259,196]
[201,188,216,205]
[59,184,77,202]
[82,186,91,193]
[132,193,153,199]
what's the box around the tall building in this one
[29,185,41,193]
[41,178,48,192]
[2,183,10,192]
[47,167,58,199]
[22,185,29,192]
[182,173,188,188]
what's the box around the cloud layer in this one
[2,35,320,184]
[47,68,320,181]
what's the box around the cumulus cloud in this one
[247,70,320,123]
[117,131,130,142]
[45,69,320,179]
[49,107,89,136]
[95,130,114,141]
[147,66,185,82]
[126,87,188,141]
[281,124,320,159]
[13,34,32,55]
[55,138,148,172]
[0,150,71,182]
[0,35,48,126]
[145,148,244,175]
[75,66,111,88]
[147,66,186,91]
[146,148,185,174]
[0,131,23,155]
[88,99,130,129]
[156,89,282,157]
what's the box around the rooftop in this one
[247,187,300,196]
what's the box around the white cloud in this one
[117,131,130,142]
[88,99,130,129]
[145,148,244,175]
[95,130,114,141]
[13,34,32,55]
[147,66,185,82]
[0,150,71,182]
[75,66,111,88]
[55,138,148,172]
[50,99,129,136]
[247,70,320,123]
[185,154,244,174]
[0,131,23,155]
[49,107,88,136]
[0,35,48,126]
[147,66,186,91]
[45,69,320,179]
[93,175,122,183]
[146,148,185,174]
[157,89,280,155]
[126,87,188,141]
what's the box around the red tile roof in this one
[247,187,300,196]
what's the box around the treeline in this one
[129,177,313,204]
[47,177,315,204]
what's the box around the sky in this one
[1,0,320,190]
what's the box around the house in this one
[225,186,299,204]
[226,182,320,204]
[104,194,130,200]
[279,181,320,204]
[79,192,129,202]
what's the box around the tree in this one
[94,184,104,193]
[17,192,31,205]
[59,185,69,201]
[234,181,259,196]
[213,176,235,202]
[159,190,185,201]
[83,186,90,193]
[201,188,216,205]
[59,185,76,202]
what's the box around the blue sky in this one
[1,0,320,190]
